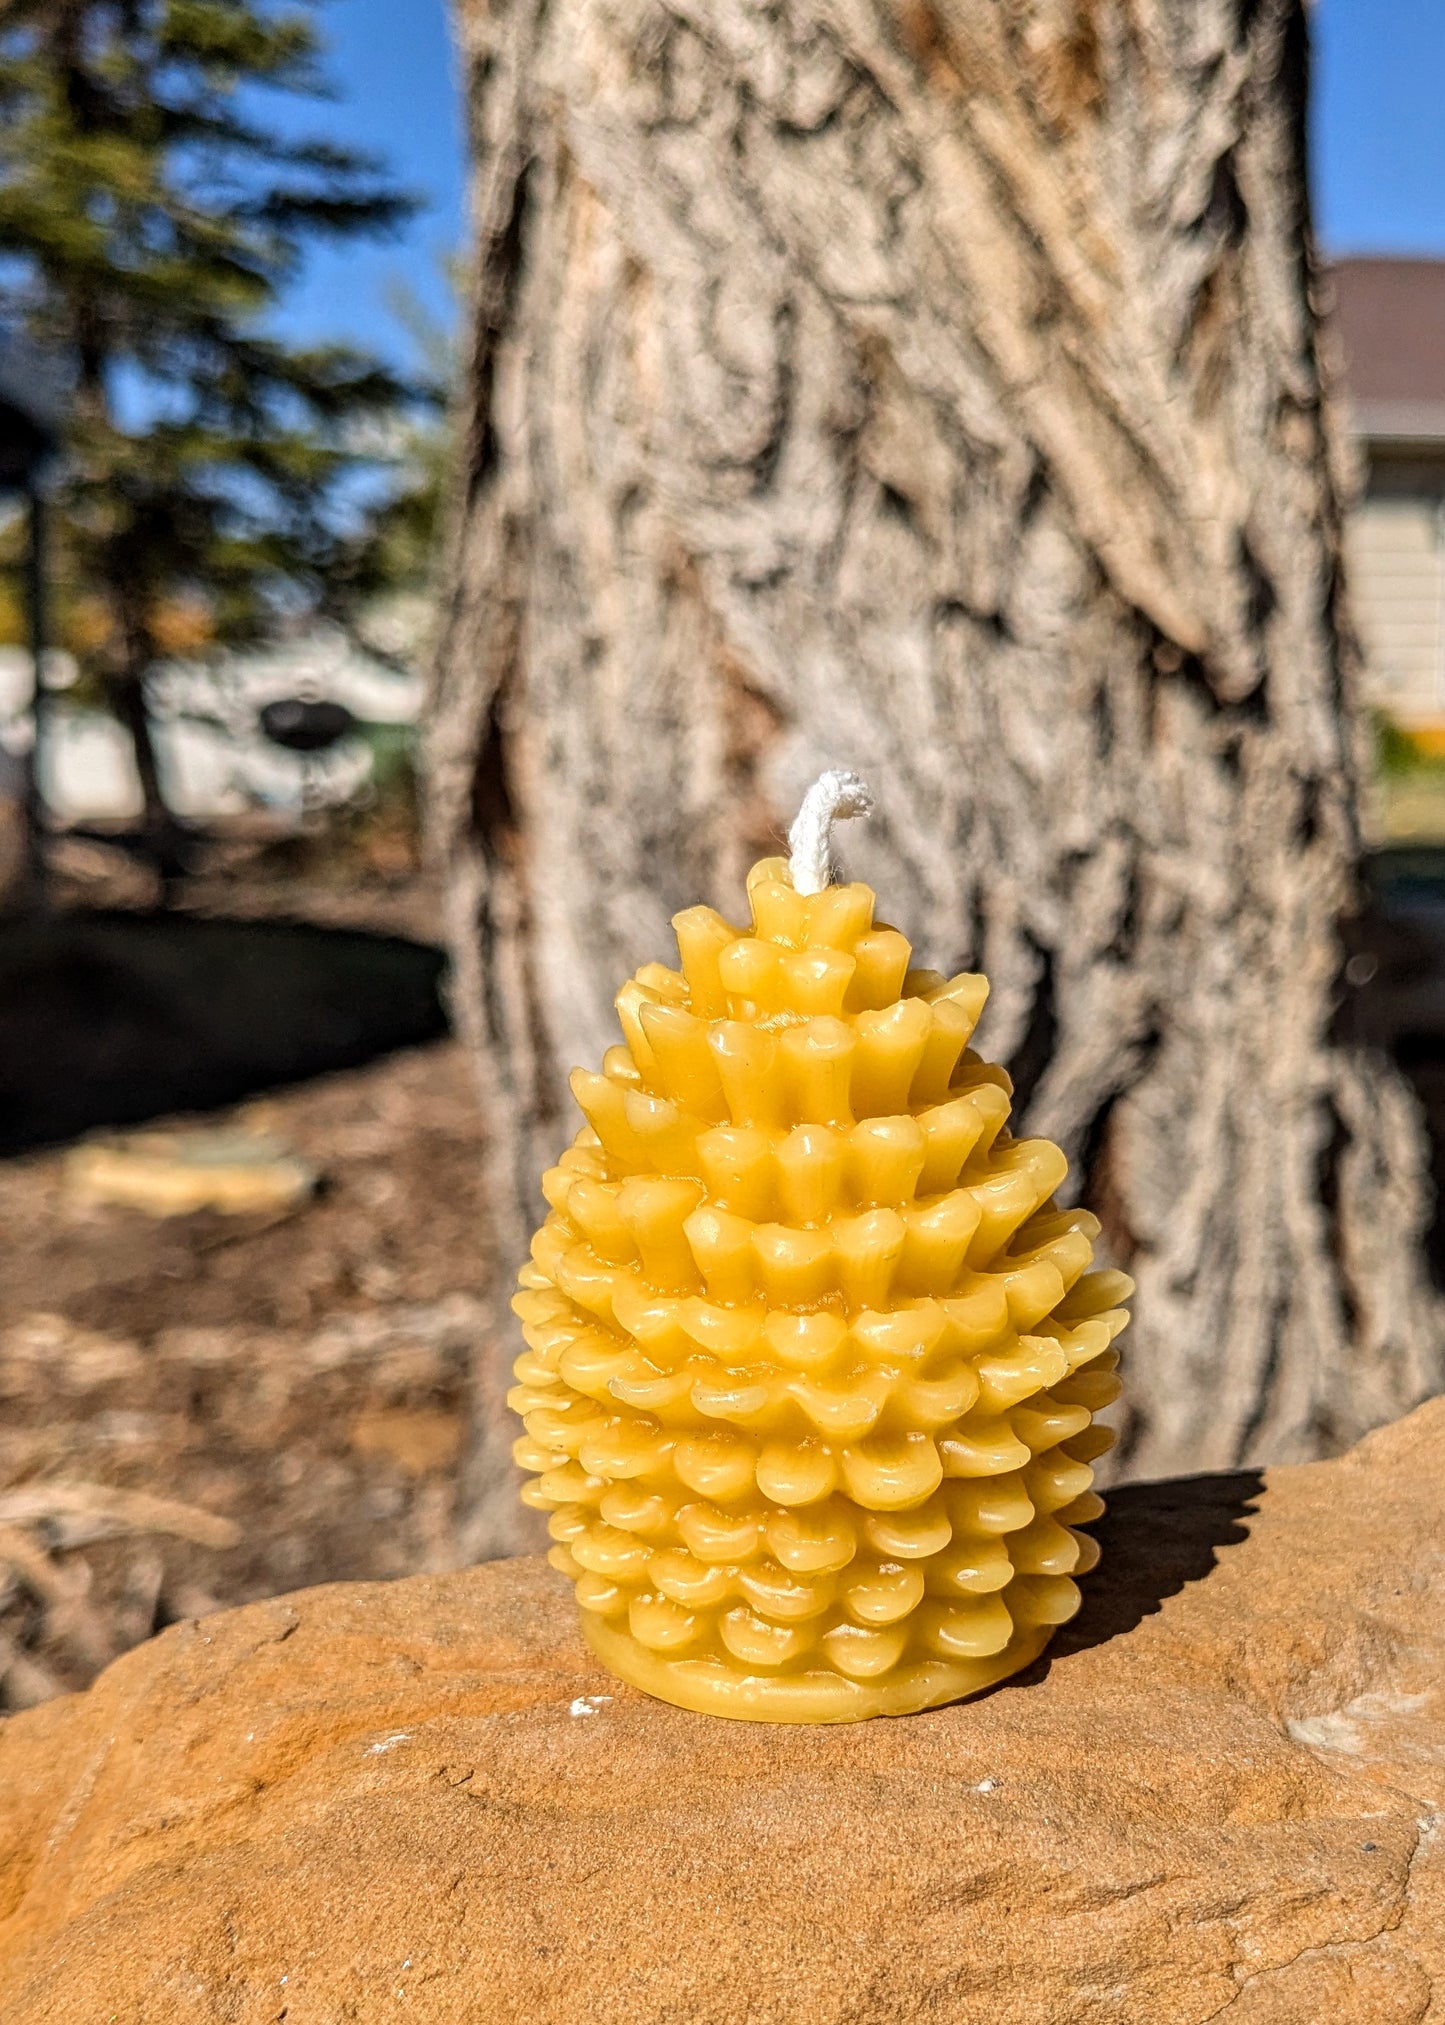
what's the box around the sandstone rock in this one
[2,1403,1444,2024]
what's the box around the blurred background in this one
[1,0,1443,1709]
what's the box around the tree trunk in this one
[102,665,190,886]
[431,0,1444,1559]
[1,486,48,916]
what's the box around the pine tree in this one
[0,0,420,874]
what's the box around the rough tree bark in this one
[430,0,1444,1558]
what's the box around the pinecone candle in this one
[510,775,1131,1721]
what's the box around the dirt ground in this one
[0,1017,495,1711]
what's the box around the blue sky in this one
[263,0,467,370]
[277,0,1445,369]
[1313,0,1445,254]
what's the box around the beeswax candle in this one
[510,775,1131,1721]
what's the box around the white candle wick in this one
[787,769,875,896]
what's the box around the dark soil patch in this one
[0,910,447,1155]
[1356,849,1445,1286]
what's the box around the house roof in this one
[1333,257,1445,445]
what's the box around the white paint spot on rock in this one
[1288,1691,1432,1758]
[570,1695,613,1718]
[1288,1712,1363,1755]
[365,1731,412,1755]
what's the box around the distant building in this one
[1334,257,1445,741]
[0,627,424,826]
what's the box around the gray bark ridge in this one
[432,0,1442,1555]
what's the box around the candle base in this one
[581,1612,1054,1724]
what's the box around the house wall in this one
[1346,453,1445,725]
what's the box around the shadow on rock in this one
[975,1468,1265,1699]
[1057,1468,1266,1653]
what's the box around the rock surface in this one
[2,1404,1445,2024]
